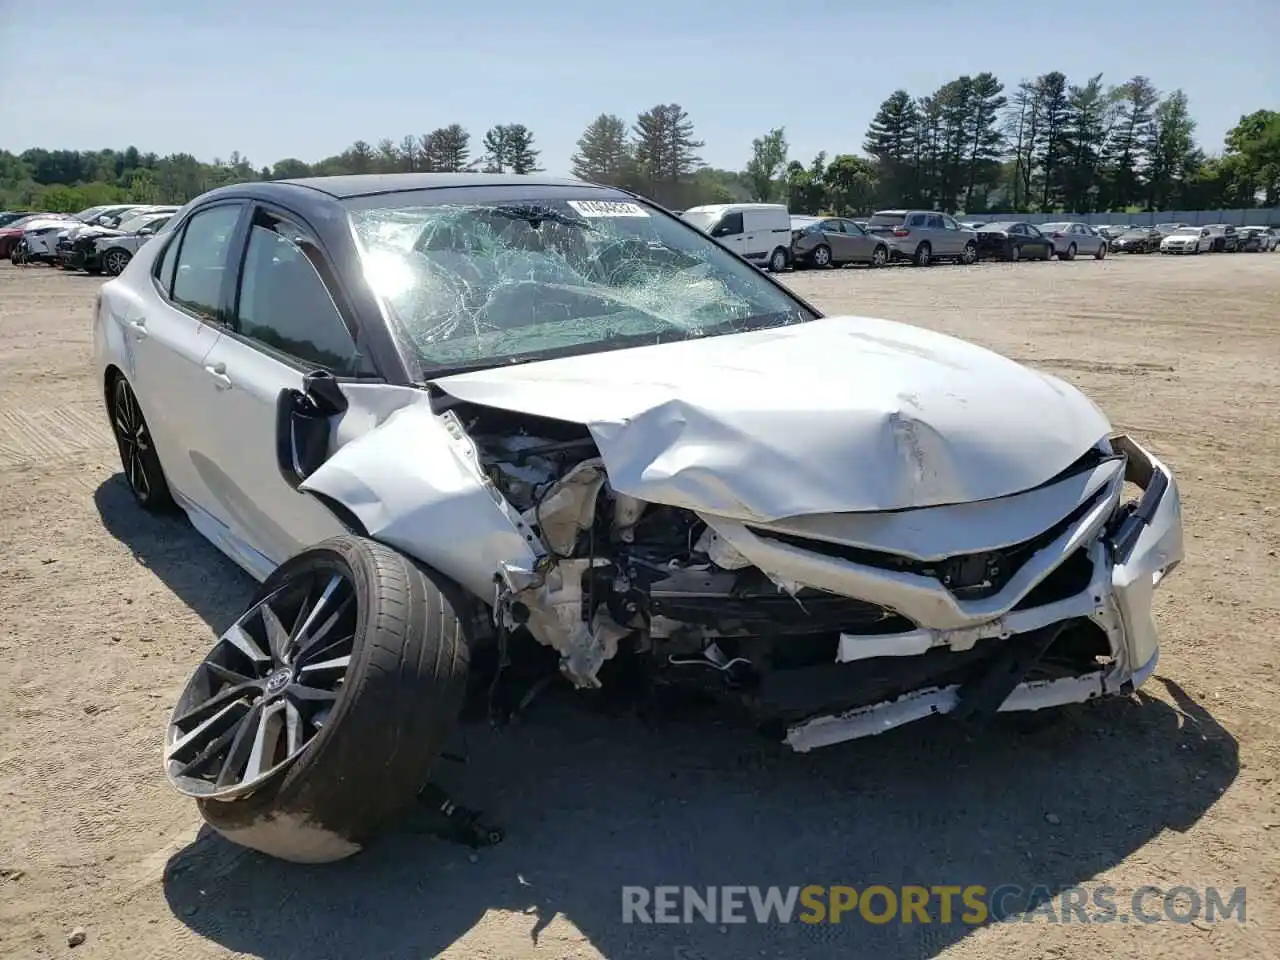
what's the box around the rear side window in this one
[153,232,181,296]
[235,209,370,375]
[171,204,243,321]
[907,213,927,227]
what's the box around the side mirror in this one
[274,371,349,488]
[138,226,155,235]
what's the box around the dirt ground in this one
[1,253,1278,960]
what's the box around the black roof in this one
[277,172,592,199]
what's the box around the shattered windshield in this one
[349,196,814,375]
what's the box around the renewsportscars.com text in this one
[621,884,1246,926]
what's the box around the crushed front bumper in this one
[710,436,1184,751]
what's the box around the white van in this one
[681,203,793,272]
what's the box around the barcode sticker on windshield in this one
[567,200,650,218]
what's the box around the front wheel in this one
[103,248,132,276]
[1094,242,1107,260]
[768,247,788,273]
[959,242,977,265]
[167,536,471,863]
[870,244,889,268]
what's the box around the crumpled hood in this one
[432,315,1112,520]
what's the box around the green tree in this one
[632,103,704,207]
[963,73,1007,211]
[1105,76,1160,209]
[570,114,635,186]
[863,90,919,206]
[1146,90,1199,208]
[823,155,878,216]
[744,127,788,202]
[786,152,827,214]
[425,124,471,172]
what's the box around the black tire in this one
[196,535,470,863]
[1009,243,1020,262]
[1062,243,1077,262]
[1094,242,1106,260]
[912,242,932,267]
[102,248,132,276]
[810,244,832,268]
[870,244,889,268]
[768,247,788,273]
[959,241,977,265]
[109,373,176,512]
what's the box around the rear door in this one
[130,201,245,516]
[198,204,372,566]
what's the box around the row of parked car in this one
[675,203,1279,271]
[0,203,179,275]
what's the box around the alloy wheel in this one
[112,380,153,502]
[104,250,130,276]
[871,246,887,267]
[166,570,358,800]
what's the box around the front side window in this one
[940,215,960,231]
[349,194,815,375]
[235,210,366,374]
[1025,224,1043,237]
[710,212,744,237]
[171,204,243,320]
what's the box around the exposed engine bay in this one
[453,399,1120,730]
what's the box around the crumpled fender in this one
[300,402,540,600]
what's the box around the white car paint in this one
[1160,227,1211,254]
[95,188,1185,751]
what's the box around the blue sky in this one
[1,0,1276,176]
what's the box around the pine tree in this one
[426,124,471,172]
[570,114,634,186]
[863,90,919,206]
[632,103,704,207]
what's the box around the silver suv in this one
[867,210,978,266]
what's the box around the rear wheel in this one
[109,374,175,512]
[768,247,788,273]
[810,244,831,268]
[913,242,932,267]
[1062,243,1077,262]
[167,536,471,863]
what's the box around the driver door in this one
[197,204,377,569]
[710,211,746,257]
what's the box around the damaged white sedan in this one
[93,174,1183,863]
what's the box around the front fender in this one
[300,401,541,601]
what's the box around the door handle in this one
[127,318,147,339]
[204,363,232,390]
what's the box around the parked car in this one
[1250,226,1279,251]
[1154,222,1190,235]
[1159,226,1212,255]
[1097,225,1130,241]
[93,174,1183,864]
[63,206,178,267]
[79,210,177,274]
[0,211,30,228]
[1037,222,1109,260]
[1,213,74,260]
[1109,227,1162,254]
[1203,224,1239,252]
[866,210,978,266]
[789,215,890,268]
[973,221,1055,261]
[681,203,792,272]
[1236,227,1270,252]
[53,204,158,264]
